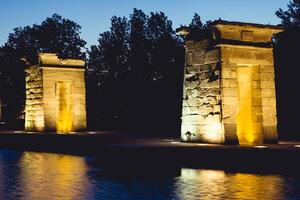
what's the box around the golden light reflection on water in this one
[177,168,285,200]
[0,151,295,199]
[19,152,93,200]
[177,169,227,199]
[229,173,285,200]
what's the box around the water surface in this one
[0,149,300,200]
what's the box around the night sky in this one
[0,0,288,47]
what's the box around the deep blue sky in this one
[0,0,288,47]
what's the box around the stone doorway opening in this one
[236,65,263,145]
[55,81,74,133]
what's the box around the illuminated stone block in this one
[177,20,283,144]
[25,53,86,133]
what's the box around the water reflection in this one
[176,168,287,200]
[176,169,227,199]
[19,152,94,200]
[0,150,300,199]
[230,173,285,199]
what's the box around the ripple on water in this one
[0,150,300,200]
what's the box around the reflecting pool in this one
[0,149,300,200]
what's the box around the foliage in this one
[276,0,300,28]
[87,9,184,133]
[274,0,300,138]
[185,13,212,41]
[190,13,203,30]
[0,14,86,124]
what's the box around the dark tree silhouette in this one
[274,0,300,139]
[177,13,212,41]
[0,14,86,125]
[87,9,184,135]
[87,16,130,129]
[190,13,204,29]
[276,0,300,28]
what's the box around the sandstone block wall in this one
[220,46,277,144]
[25,53,86,133]
[42,68,86,132]
[179,20,283,144]
[25,65,45,131]
[181,40,224,143]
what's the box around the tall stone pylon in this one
[25,53,86,133]
[177,20,283,144]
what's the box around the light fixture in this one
[13,131,25,133]
[254,145,267,148]
[197,143,209,146]
[163,139,174,142]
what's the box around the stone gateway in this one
[177,20,283,145]
[25,53,86,133]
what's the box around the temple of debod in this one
[3,20,300,172]
[22,20,283,146]
[178,20,283,145]
[25,53,86,133]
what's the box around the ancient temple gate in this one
[25,53,86,133]
[178,20,283,144]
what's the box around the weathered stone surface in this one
[263,126,278,142]
[25,53,86,133]
[181,39,222,142]
[251,80,261,89]
[205,49,219,64]
[222,78,237,88]
[222,88,238,97]
[261,88,276,98]
[185,40,194,50]
[222,47,255,61]
[186,51,193,66]
[262,97,276,106]
[199,79,219,88]
[222,70,237,79]
[224,124,238,144]
[185,79,200,89]
[222,96,238,106]
[185,65,200,74]
[260,65,274,72]
[191,52,205,65]
[181,123,224,143]
[223,114,237,125]
[260,72,275,81]
[260,80,275,89]
[181,21,281,144]
[183,98,203,107]
[252,98,262,106]
[25,66,44,131]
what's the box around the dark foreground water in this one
[1,150,300,200]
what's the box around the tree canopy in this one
[274,0,300,138]
[276,0,300,28]
[0,14,86,124]
[87,9,184,133]
[2,13,86,63]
